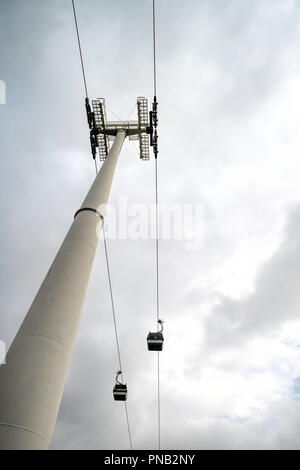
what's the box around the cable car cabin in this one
[113,383,127,401]
[147,331,164,351]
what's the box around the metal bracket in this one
[85,97,152,162]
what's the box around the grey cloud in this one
[2,0,300,450]
[203,205,300,352]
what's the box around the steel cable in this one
[152,0,161,451]
[71,0,133,450]
[72,0,89,98]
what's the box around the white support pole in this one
[0,130,126,450]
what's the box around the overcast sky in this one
[1,0,300,450]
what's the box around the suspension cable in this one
[152,0,157,97]
[126,103,137,121]
[156,145,161,452]
[156,157,161,450]
[103,224,133,451]
[152,0,161,451]
[71,0,133,450]
[72,0,89,99]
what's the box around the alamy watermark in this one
[95,198,204,250]
[0,341,6,365]
[0,80,6,104]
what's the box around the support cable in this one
[152,0,157,97]
[152,0,161,451]
[103,229,123,377]
[155,158,161,450]
[72,0,89,98]
[71,0,132,450]
[156,167,161,451]
[95,168,133,451]
[126,103,137,121]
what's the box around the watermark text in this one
[96,198,204,250]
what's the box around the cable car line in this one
[102,229,123,377]
[103,227,133,451]
[113,370,127,401]
[151,0,162,451]
[104,103,122,122]
[71,0,163,452]
[155,159,159,323]
[152,0,157,97]
[71,0,89,99]
[71,0,132,450]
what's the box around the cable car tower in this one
[0,96,157,450]
[86,96,157,162]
